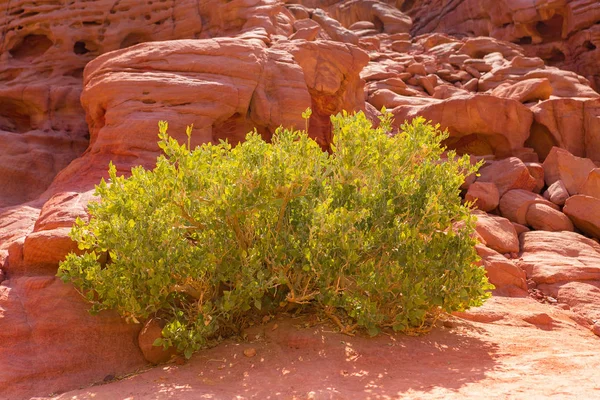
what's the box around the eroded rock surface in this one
[402,0,600,92]
[1,0,600,398]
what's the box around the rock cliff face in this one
[399,0,600,91]
[0,0,599,398]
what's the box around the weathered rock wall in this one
[398,0,600,91]
[1,1,600,399]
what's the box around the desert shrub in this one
[58,111,492,358]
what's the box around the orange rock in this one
[473,211,519,254]
[291,19,321,41]
[580,168,600,199]
[525,203,574,232]
[524,162,545,193]
[389,94,533,158]
[311,9,359,45]
[0,276,145,399]
[21,228,79,273]
[542,147,597,195]
[476,157,537,196]
[323,0,412,34]
[511,222,530,236]
[536,281,600,331]
[544,180,569,206]
[475,244,527,295]
[138,319,177,364]
[563,195,600,238]
[465,182,499,211]
[530,99,600,162]
[406,0,600,92]
[499,189,558,225]
[490,78,553,103]
[519,231,600,284]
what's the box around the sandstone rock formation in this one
[1,0,599,398]
[402,0,600,92]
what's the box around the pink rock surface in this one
[544,179,570,206]
[473,211,519,254]
[475,244,527,295]
[580,168,600,199]
[542,147,597,195]
[525,203,574,232]
[476,157,537,197]
[519,231,600,284]
[465,182,499,211]
[138,319,177,365]
[529,99,600,162]
[563,195,600,238]
[537,281,600,328]
[0,276,145,399]
[524,162,545,193]
[490,78,553,103]
[499,189,558,225]
[404,0,600,92]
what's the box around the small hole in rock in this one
[73,41,90,55]
[583,40,597,51]
[544,48,565,64]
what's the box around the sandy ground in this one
[43,296,600,400]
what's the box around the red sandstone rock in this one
[542,147,597,195]
[511,222,530,236]
[580,168,600,199]
[563,195,600,238]
[465,182,499,212]
[476,157,537,197]
[476,244,527,295]
[1,1,600,398]
[473,211,519,254]
[537,281,600,329]
[311,8,359,45]
[519,231,600,284]
[524,162,545,193]
[404,0,600,91]
[138,319,177,365]
[499,189,558,225]
[529,99,600,162]
[319,0,412,34]
[544,180,570,206]
[291,19,321,41]
[0,276,145,399]
[525,203,574,232]
[388,94,533,158]
[490,78,553,103]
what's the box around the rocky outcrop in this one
[402,0,600,92]
[519,231,600,330]
[1,0,600,398]
[0,276,144,399]
[0,1,368,398]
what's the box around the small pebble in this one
[443,320,456,328]
[244,348,257,358]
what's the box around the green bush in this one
[58,111,492,358]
